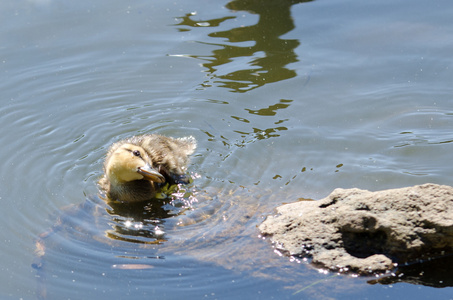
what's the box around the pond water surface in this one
[1,0,453,299]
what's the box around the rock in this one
[259,183,453,275]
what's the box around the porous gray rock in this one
[259,183,453,274]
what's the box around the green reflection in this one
[230,99,292,141]
[234,126,287,140]
[246,99,293,116]
[175,0,313,92]
[175,13,235,29]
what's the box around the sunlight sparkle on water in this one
[124,220,143,229]
[154,226,165,236]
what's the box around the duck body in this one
[99,134,197,203]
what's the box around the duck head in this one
[105,144,165,184]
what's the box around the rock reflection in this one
[368,254,453,288]
[175,0,313,92]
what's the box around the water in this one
[1,0,453,299]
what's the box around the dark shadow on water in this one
[368,254,453,288]
[175,0,314,92]
[105,199,174,244]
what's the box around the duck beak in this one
[137,164,166,183]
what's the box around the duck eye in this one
[132,150,141,157]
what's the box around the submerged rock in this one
[259,183,453,275]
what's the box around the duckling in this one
[99,134,197,203]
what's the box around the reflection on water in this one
[176,0,313,92]
[368,254,453,288]
[199,98,295,168]
[245,99,292,116]
[233,99,292,140]
[103,183,200,244]
[106,199,171,245]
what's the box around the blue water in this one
[1,0,452,299]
